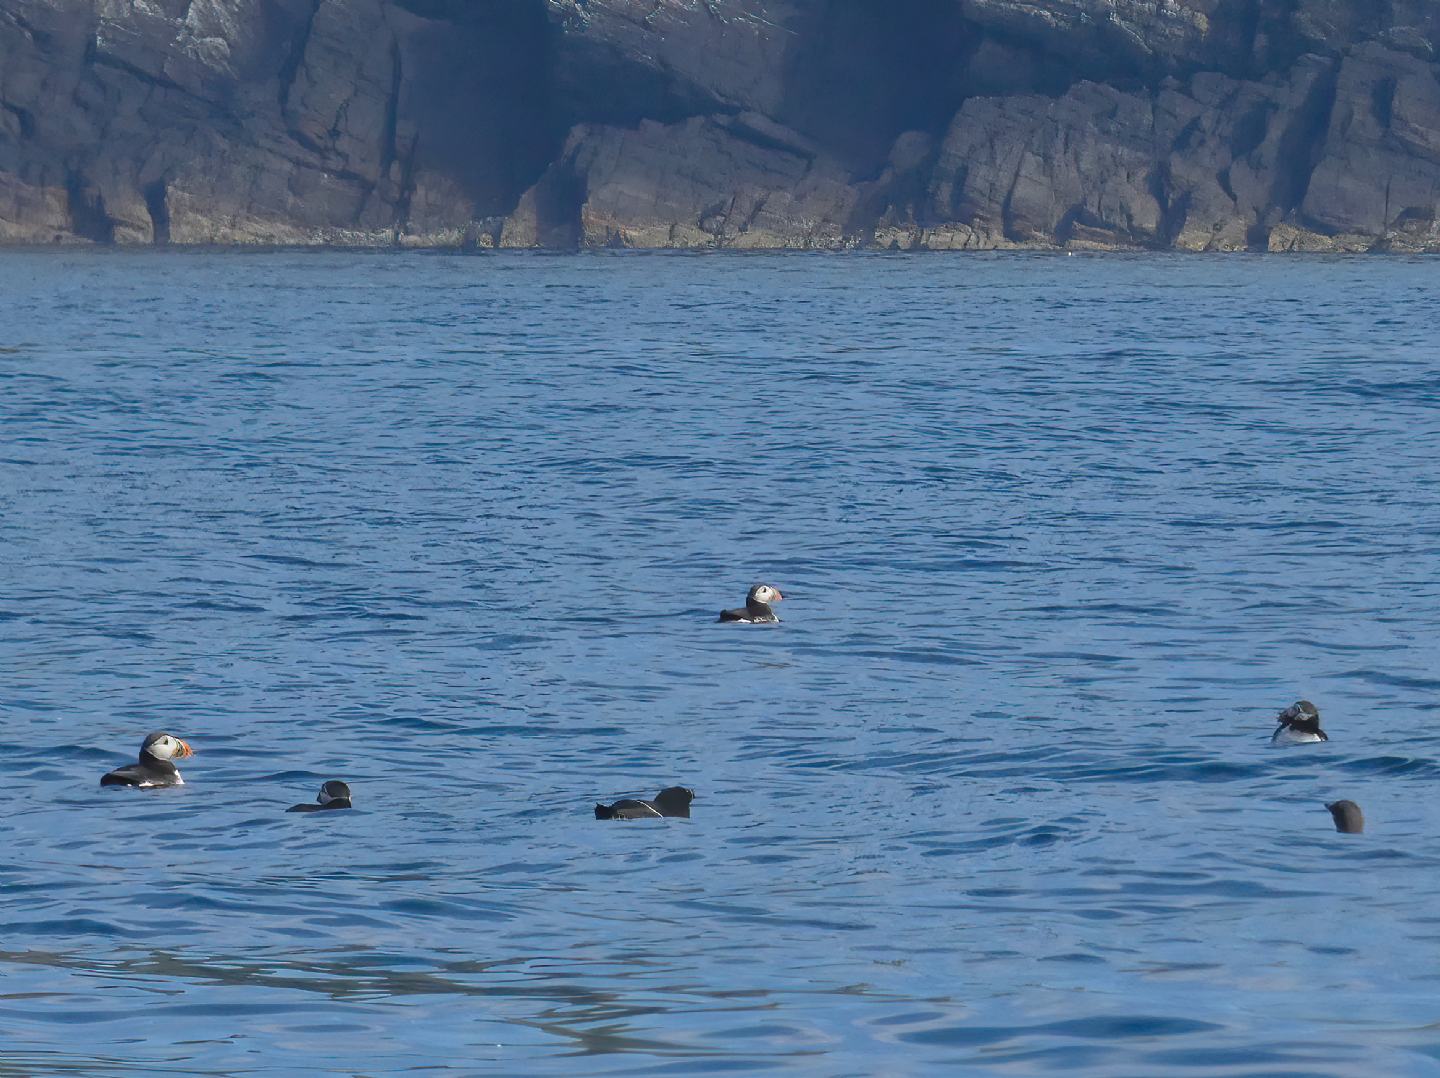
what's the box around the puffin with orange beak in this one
[719,583,784,623]
[100,732,195,787]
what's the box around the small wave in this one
[898,1014,1221,1047]
[1337,755,1440,778]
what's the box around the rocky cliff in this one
[2,0,1438,250]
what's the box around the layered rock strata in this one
[2,0,1437,250]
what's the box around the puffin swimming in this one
[595,786,695,820]
[719,584,784,623]
[100,732,194,787]
[1271,700,1328,745]
[287,780,352,813]
[1325,799,1364,834]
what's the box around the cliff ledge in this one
[2,0,1438,250]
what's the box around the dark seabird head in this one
[140,732,194,761]
[651,786,696,816]
[1277,700,1321,726]
[317,780,352,807]
[1325,800,1364,834]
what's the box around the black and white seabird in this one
[1271,700,1328,745]
[719,584,784,624]
[595,786,695,820]
[1326,800,1364,834]
[287,780,352,813]
[100,732,194,787]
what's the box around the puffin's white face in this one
[753,585,783,604]
[142,733,194,760]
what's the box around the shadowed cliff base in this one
[1,0,1438,251]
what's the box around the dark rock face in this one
[2,0,1437,250]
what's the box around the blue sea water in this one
[2,249,1440,1075]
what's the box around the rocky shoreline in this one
[2,1,1437,252]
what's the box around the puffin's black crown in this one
[1278,700,1323,729]
[1326,799,1364,834]
[318,780,352,805]
[652,786,695,811]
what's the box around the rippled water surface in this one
[4,250,1440,1075]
